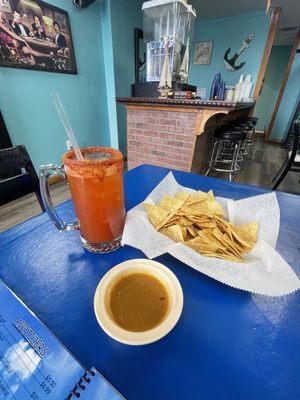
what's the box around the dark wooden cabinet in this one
[0,111,15,179]
[0,111,12,150]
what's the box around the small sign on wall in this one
[194,41,214,65]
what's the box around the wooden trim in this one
[195,110,229,135]
[49,175,64,185]
[266,138,282,144]
[255,130,265,137]
[265,30,300,139]
[252,7,281,101]
[125,104,248,114]
[188,112,202,172]
[194,111,203,135]
[126,104,200,113]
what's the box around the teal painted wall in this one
[110,0,144,155]
[189,12,269,98]
[0,0,110,170]
[270,52,300,140]
[99,0,119,150]
[254,46,291,132]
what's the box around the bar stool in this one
[206,128,247,182]
[222,122,252,162]
[223,117,258,159]
[238,117,258,158]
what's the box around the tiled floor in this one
[221,137,300,195]
[0,180,71,233]
[0,138,299,233]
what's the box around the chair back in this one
[0,145,44,210]
[290,120,300,163]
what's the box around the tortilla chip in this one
[175,191,194,206]
[144,189,257,264]
[156,193,191,230]
[204,252,243,263]
[187,226,198,237]
[232,222,258,247]
[158,195,178,210]
[160,225,185,242]
[184,191,208,205]
[144,203,169,229]
[222,233,244,257]
[185,238,219,253]
[194,219,218,229]
[178,215,194,227]
[181,195,224,217]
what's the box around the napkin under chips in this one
[144,191,258,263]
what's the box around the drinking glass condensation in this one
[39,147,126,253]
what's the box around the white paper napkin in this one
[122,173,300,297]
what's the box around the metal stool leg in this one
[229,142,240,182]
[247,128,255,159]
[205,140,219,176]
[239,140,249,170]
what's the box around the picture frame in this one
[0,0,77,74]
[134,28,146,83]
[194,41,214,65]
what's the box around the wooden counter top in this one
[116,97,255,110]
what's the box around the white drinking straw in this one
[52,93,84,160]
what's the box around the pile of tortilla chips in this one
[144,191,258,263]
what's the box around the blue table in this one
[0,165,299,400]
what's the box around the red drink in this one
[62,147,125,252]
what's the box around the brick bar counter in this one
[117,97,254,174]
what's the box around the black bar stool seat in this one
[222,123,251,131]
[239,117,258,126]
[222,118,258,158]
[215,129,247,141]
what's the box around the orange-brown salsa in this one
[108,273,169,332]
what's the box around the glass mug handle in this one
[39,164,79,231]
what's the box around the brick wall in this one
[127,108,197,171]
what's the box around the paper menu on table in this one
[0,280,124,400]
[0,281,83,399]
[73,367,125,400]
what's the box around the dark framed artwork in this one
[134,28,146,83]
[0,0,77,74]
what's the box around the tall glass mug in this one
[39,147,126,253]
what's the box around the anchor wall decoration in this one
[224,34,254,71]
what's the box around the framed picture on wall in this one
[194,41,214,65]
[0,0,77,74]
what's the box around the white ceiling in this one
[191,0,265,20]
[271,0,300,46]
[271,0,300,29]
[190,0,299,46]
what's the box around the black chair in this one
[0,145,45,211]
[272,120,300,190]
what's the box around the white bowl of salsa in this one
[94,259,183,345]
